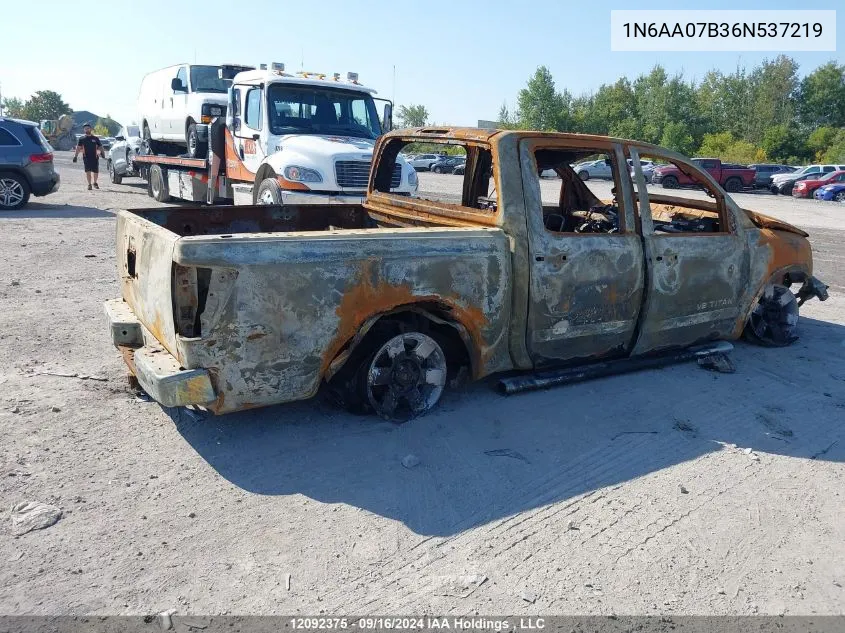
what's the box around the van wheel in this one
[724,177,742,193]
[186,122,206,158]
[0,172,30,210]
[108,159,122,185]
[148,164,170,202]
[142,123,160,155]
[744,284,799,347]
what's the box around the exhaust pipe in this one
[497,341,734,396]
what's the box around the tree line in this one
[2,90,120,136]
[499,57,845,165]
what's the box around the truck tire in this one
[148,164,170,202]
[0,172,30,210]
[256,178,299,224]
[328,321,448,423]
[186,122,207,159]
[744,284,799,347]
[724,177,741,193]
[661,175,678,189]
[108,159,122,185]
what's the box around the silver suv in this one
[0,117,60,210]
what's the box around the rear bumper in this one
[31,171,60,196]
[104,298,215,408]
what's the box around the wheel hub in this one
[391,355,422,391]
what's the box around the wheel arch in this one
[734,264,810,338]
[0,167,33,190]
[324,302,476,383]
[253,164,277,202]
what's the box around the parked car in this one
[0,117,60,210]
[430,156,466,174]
[813,182,845,202]
[407,153,442,171]
[104,127,828,417]
[139,63,254,158]
[652,158,755,192]
[793,170,845,198]
[100,137,114,151]
[107,125,144,184]
[629,158,657,183]
[453,162,466,175]
[574,159,613,180]
[771,164,845,194]
[747,163,796,188]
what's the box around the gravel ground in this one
[0,153,843,616]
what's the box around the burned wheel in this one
[745,284,799,347]
[365,332,447,422]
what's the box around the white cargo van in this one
[138,63,253,157]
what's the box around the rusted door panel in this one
[629,147,749,354]
[518,141,645,366]
[633,234,747,353]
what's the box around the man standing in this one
[72,123,105,190]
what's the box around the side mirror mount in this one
[381,103,393,133]
[171,78,185,92]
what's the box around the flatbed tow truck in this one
[131,63,418,209]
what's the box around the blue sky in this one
[1,0,841,127]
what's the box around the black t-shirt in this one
[77,135,102,160]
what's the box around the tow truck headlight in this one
[284,165,323,183]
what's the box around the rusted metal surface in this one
[109,127,825,416]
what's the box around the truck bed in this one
[130,203,370,235]
[114,204,512,412]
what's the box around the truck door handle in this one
[536,253,567,263]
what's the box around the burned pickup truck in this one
[105,127,828,420]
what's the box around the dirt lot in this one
[1,153,843,616]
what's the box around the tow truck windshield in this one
[267,84,382,139]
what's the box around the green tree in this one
[761,125,806,162]
[497,101,516,129]
[21,90,72,122]
[396,104,429,128]
[517,66,567,131]
[820,130,845,163]
[2,97,25,118]
[660,121,695,156]
[748,56,800,144]
[799,62,845,128]
[807,126,839,160]
[93,120,110,136]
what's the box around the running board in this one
[497,341,734,396]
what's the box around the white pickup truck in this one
[133,64,418,209]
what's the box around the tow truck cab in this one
[223,64,418,205]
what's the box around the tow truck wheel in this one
[256,178,299,225]
[744,283,799,347]
[148,164,170,202]
[108,159,122,185]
